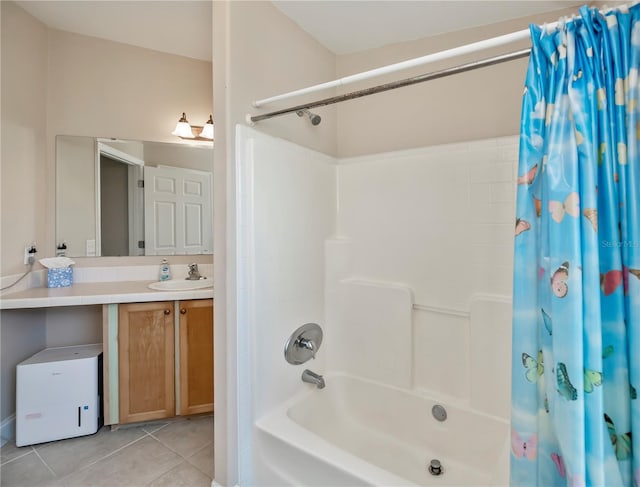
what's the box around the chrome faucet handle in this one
[297,338,316,359]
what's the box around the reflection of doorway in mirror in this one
[100,155,129,256]
[96,143,144,256]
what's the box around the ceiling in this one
[272,1,579,55]
[16,0,583,60]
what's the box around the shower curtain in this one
[511,5,640,487]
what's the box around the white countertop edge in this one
[0,281,214,310]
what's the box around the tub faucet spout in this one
[301,369,325,389]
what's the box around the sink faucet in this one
[301,369,325,389]
[186,263,202,280]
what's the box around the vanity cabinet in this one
[118,301,175,424]
[178,299,214,415]
[115,299,213,425]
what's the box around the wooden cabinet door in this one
[119,302,175,423]
[178,299,213,415]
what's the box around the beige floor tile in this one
[186,442,214,479]
[0,442,32,466]
[0,451,56,487]
[147,461,211,487]
[35,425,148,478]
[141,421,169,435]
[53,436,181,487]
[151,416,213,458]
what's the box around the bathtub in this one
[255,374,510,486]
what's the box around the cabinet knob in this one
[180,308,187,314]
[164,309,171,315]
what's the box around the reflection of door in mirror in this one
[144,166,213,255]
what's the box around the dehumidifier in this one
[16,344,103,447]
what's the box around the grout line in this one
[0,446,35,466]
[32,448,57,477]
[142,422,170,435]
[147,431,187,459]
[184,441,214,478]
[58,430,152,480]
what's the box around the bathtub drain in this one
[432,404,447,422]
[428,459,443,476]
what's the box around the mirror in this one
[56,135,213,257]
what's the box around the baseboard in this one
[1,414,16,447]
[211,481,239,487]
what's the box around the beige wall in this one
[0,1,214,427]
[335,7,582,157]
[1,3,213,275]
[0,3,50,428]
[1,1,49,276]
[56,136,96,257]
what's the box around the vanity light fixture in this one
[199,115,214,140]
[171,112,214,141]
[171,112,195,138]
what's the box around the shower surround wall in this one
[238,126,516,483]
[236,126,336,485]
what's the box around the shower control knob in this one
[284,323,323,365]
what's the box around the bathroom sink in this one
[148,279,212,291]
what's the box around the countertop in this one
[0,280,214,309]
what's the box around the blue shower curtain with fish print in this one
[511,5,640,486]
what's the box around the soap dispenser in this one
[159,258,172,281]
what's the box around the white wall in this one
[236,126,336,486]
[238,131,515,486]
[212,2,337,484]
[331,137,517,419]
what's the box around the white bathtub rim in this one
[256,404,417,487]
[272,371,510,426]
[255,372,509,487]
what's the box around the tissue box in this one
[47,268,73,288]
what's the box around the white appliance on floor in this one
[16,344,103,447]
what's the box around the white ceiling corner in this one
[15,0,213,62]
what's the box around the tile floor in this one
[0,414,214,487]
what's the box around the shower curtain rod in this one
[251,22,552,110]
[247,48,531,124]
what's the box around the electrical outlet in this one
[23,244,37,265]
